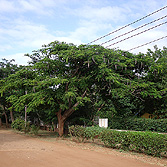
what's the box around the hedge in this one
[69,125,104,142]
[109,118,167,133]
[100,129,167,157]
[69,125,167,157]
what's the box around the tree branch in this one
[97,102,105,112]
[62,89,87,122]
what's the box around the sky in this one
[0,0,166,65]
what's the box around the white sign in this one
[99,118,108,128]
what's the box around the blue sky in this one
[0,0,166,65]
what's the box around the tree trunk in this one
[10,110,14,123]
[0,118,2,127]
[58,119,65,137]
[56,90,87,136]
[57,109,65,137]
[4,112,9,128]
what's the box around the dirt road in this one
[0,129,166,167]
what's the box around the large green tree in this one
[1,41,166,135]
[13,41,135,136]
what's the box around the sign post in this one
[99,118,108,128]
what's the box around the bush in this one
[84,126,105,141]
[11,118,30,133]
[30,125,39,135]
[69,125,167,157]
[11,118,25,131]
[69,125,86,142]
[69,125,105,142]
[109,118,167,133]
[100,129,167,157]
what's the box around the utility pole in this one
[25,67,28,128]
[25,90,27,127]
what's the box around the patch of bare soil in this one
[0,128,166,167]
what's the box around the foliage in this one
[1,43,167,136]
[68,102,96,126]
[2,41,137,136]
[83,126,105,141]
[11,118,30,132]
[0,59,22,126]
[11,118,24,131]
[95,97,137,119]
[100,129,167,157]
[109,118,167,133]
[30,125,39,135]
[0,58,19,79]
[69,125,86,142]
[69,125,167,157]
[69,125,105,142]
[11,118,40,134]
[140,46,167,117]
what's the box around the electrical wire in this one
[106,21,167,48]
[127,36,167,52]
[87,5,167,45]
[100,15,167,46]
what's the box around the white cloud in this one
[74,6,128,23]
[0,18,57,51]
[0,44,12,52]
[0,0,16,13]
[18,0,56,16]
[69,26,98,43]
[0,0,64,16]
[20,0,36,11]
[55,37,82,46]
[0,53,31,65]
[68,20,114,44]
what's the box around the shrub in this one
[69,125,86,142]
[69,125,105,142]
[100,129,167,157]
[11,118,25,131]
[109,118,167,133]
[69,125,167,157]
[11,118,30,133]
[30,125,39,135]
[84,126,106,141]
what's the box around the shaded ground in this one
[0,128,166,167]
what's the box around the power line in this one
[127,36,167,52]
[87,5,167,45]
[100,15,167,46]
[106,21,167,48]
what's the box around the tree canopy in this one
[0,41,166,136]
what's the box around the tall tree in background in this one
[0,59,20,126]
[1,66,38,125]
[144,46,167,118]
